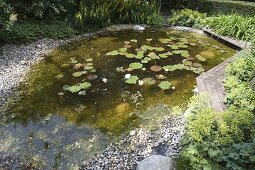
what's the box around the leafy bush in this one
[224,51,255,112]
[180,94,255,170]
[187,0,255,16]
[168,9,206,28]
[0,20,77,43]
[0,0,16,30]
[205,14,255,42]
[146,13,164,27]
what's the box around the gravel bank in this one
[81,114,186,169]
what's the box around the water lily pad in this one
[193,63,202,67]
[135,52,144,59]
[156,74,166,80]
[159,53,168,59]
[84,65,94,71]
[87,74,98,81]
[148,52,160,60]
[125,75,139,84]
[158,81,172,90]
[124,41,130,44]
[69,85,81,93]
[86,58,93,62]
[143,77,156,85]
[130,39,137,43]
[155,47,165,52]
[78,90,87,96]
[129,62,143,70]
[87,63,93,66]
[73,71,84,78]
[63,85,70,91]
[90,69,96,73]
[106,50,119,56]
[119,48,127,52]
[150,65,162,72]
[124,44,132,48]
[159,38,172,44]
[55,74,64,79]
[119,51,128,56]
[187,57,195,61]
[167,45,179,50]
[163,65,176,72]
[141,45,150,51]
[125,53,136,59]
[80,82,91,90]
[182,60,193,66]
[146,38,153,41]
[175,64,184,70]
[70,58,78,64]
[74,63,83,69]
[141,57,151,64]
[165,51,173,56]
[116,67,125,72]
[195,55,206,62]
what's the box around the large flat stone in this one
[136,155,173,170]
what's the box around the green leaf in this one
[195,55,207,62]
[159,81,172,90]
[125,75,139,84]
[125,53,136,58]
[69,85,81,93]
[129,62,143,69]
[80,82,91,90]
[106,50,119,56]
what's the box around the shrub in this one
[224,51,255,112]
[187,0,255,16]
[0,20,77,43]
[0,0,16,30]
[146,14,164,27]
[181,94,255,170]
[205,14,255,42]
[168,9,206,28]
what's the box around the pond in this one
[0,28,235,169]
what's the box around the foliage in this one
[0,20,77,43]
[205,14,255,42]
[75,0,161,29]
[224,50,255,112]
[187,0,255,16]
[181,94,255,170]
[146,13,164,27]
[168,9,206,28]
[0,0,16,30]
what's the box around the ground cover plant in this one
[179,50,255,170]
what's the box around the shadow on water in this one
[0,28,235,169]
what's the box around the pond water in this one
[0,28,235,169]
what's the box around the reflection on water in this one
[0,28,235,169]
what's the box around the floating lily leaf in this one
[135,52,144,59]
[159,38,172,44]
[87,63,93,66]
[189,43,197,46]
[106,50,119,56]
[146,38,153,41]
[125,75,139,84]
[141,57,151,64]
[119,48,127,52]
[90,69,96,73]
[175,64,185,70]
[116,67,125,72]
[187,57,195,61]
[87,74,98,81]
[150,65,162,72]
[69,85,81,93]
[163,65,176,72]
[125,53,136,58]
[159,53,168,59]
[141,45,150,51]
[155,47,165,52]
[70,58,78,64]
[143,77,156,85]
[193,63,202,67]
[179,44,189,48]
[84,65,94,71]
[165,51,173,56]
[119,51,128,56]
[63,85,70,91]
[156,74,167,80]
[181,52,190,58]
[182,60,193,66]
[148,52,160,60]
[195,55,206,62]
[86,58,93,62]
[159,81,172,90]
[74,63,83,69]
[55,74,64,79]
[129,62,143,70]
[124,41,130,44]
[73,71,84,78]
[78,90,87,96]
[167,45,179,50]
[130,39,137,43]
[80,82,91,90]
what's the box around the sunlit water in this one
[0,29,235,169]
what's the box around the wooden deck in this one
[196,29,250,112]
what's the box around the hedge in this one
[187,0,255,16]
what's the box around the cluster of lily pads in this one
[60,57,98,95]
[106,37,207,90]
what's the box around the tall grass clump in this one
[205,14,255,42]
